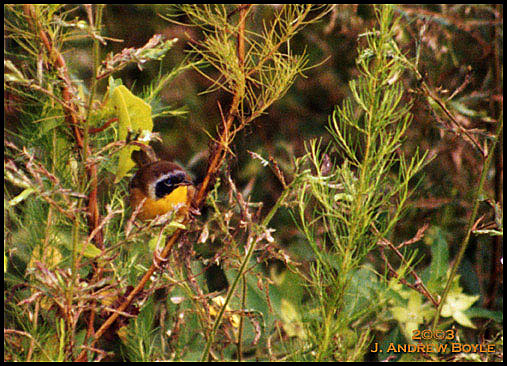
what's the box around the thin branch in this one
[373,224,439,307]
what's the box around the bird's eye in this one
[170,172,186,185]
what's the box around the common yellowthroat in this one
[129,159,194,221]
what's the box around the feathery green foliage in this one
[4,4,502,362]
[292,5,430,360]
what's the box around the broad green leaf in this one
[464,307,503,323]
[440,291,479,329]
[109,85,153,183]
[280,298,306,339]
[390,291,433,340]
[424,226,449,290]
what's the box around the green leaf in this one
[390,291,433,340]
[425,227,449,290]
[448,100,488,118]
[8,188,35,206]
[343,266,380,319]
[108,85,153,182]
[280,298,306,339]
[472,229,503,236]
[464,307,503,323]
[440,291,480,329]
[79,242,103,259]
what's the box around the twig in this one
[419,80,485,156]
[75,232,181,361]
[88,117,117,134]
[374,224,439,307]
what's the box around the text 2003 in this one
[412,329,456,341]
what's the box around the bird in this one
[129,150,194,222]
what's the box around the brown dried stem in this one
[374,224,439,307]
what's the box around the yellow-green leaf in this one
[8,188,35,206]
[280,298,307,339]
[79,242,103,259]
[148,235,165,252]
[441,291,479,329]
[109,85,153,183]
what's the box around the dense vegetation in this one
[4,4,502,361]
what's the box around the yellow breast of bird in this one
[132,185,189,221]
